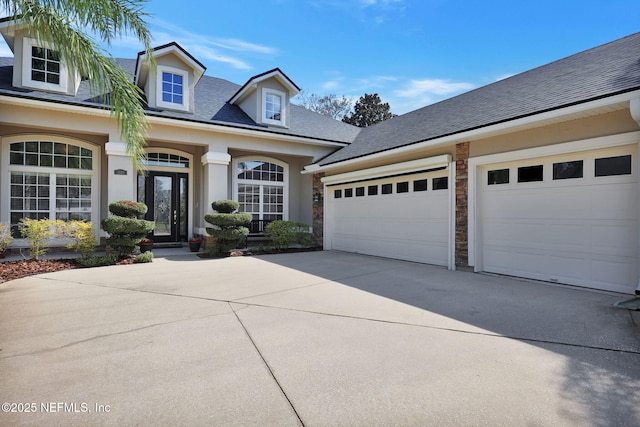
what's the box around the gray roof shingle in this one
[318,32,640,166]
[0,57,360,144]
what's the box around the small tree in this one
[204,200,252,255]
[102,200,155,258]
[295,90,353,120]
[342,93,396,127]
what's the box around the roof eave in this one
[304,89,640,174]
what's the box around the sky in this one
[1,0,639,115]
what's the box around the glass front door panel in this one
[179,176,187,238]
[154,176,172,237]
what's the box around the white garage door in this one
[478,145,638,293]
[326,169,450,266]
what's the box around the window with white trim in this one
[7,139,97,237]
[236,159,287,222]
[21,38,69,92]
[156,66,189,111]
[261,88,286,126]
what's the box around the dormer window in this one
[161,71,183,104]
[31,46,60,84]
[228,68,299,128]
[155,65,189,111]
[22,38,69,93]
[262,88,286,126]
[265,92,281,121]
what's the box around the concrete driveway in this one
[1,251,639,426]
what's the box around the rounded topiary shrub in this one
[108,200,148,218]
[204,213,253,228]
[211,200,239,214]
[204,200,250,255]
[102,200,154,258]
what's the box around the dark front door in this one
[140,172,188,243]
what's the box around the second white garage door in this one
[477,145,638,294]
[326,168,451,266]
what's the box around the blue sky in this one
[1,0,639,114]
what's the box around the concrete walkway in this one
[1,251,639,426]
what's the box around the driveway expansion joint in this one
[230,302,305,427]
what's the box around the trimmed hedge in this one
[205,227,249,241]
[102,200,154,258]
[109,200,148,218]
[101,217,155,234]
[204,199,250,255]
[204,213,252,228]
[211,200,239,214]
[265,220,313,250]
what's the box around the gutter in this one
[0,93,351,149]
[303,89,640,175]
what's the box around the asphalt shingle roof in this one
[0,57,360,145]
[318,32,640,166]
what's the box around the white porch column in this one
[105,142,136,203]
[201,151,231,212]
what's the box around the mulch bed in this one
[0,256,138,284]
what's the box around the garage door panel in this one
[479,146,637,293]
[328,171,450,266]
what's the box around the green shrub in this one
[204,200,250,255]
[205,227,249,241]
[211,200,239,214]
[0,222,14,252]
[102,200,155,258]
[108,200,148,218]
[101,217,155,235]
[77,254,117,268]
[135,251,154,263]
[58,221,97,257]
[265,220,313,250]
[204,213,253,228]
[18,218,60,259]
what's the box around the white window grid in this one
[31,46,60,84]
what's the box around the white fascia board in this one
[0,95,349,148]
[308,89,640,174]
[321,154,451,185]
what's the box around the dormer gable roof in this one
[134,42,206,88]
[228,67,300,105]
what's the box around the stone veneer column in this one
[455,142,470,268]
[312,172,325,246]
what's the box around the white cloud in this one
[495,73,515,81]
[322,80,342,90]
[212,39,276,55]
[145,18,278,70]
[189,45,252,70]
[394,78,474,98]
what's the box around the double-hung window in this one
[262,88,286,126]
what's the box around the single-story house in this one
[1,16,639,294]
